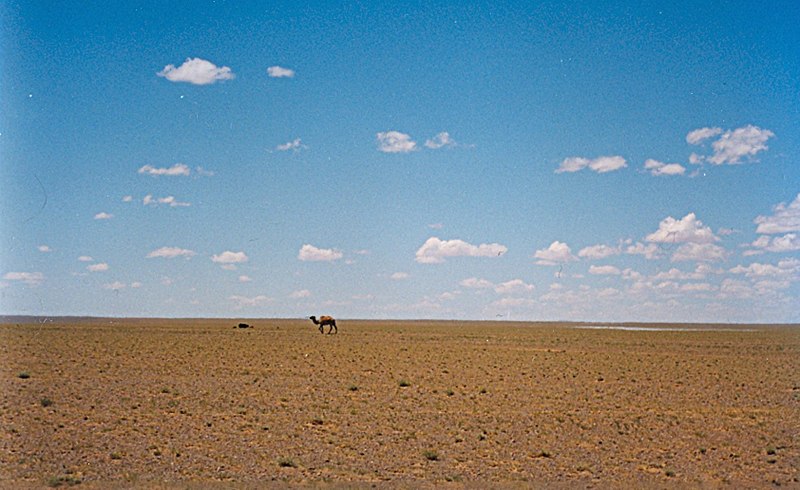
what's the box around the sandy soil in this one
[1,318,798,488]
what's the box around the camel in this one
[309,315,337,334]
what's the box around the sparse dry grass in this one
[1,318,798,487]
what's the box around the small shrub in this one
[766,447,777,455]
[18,372,30,379]
[423,450,439,461]
[398,380,411,387]
[47,475,81,487]
[40,398,53,407]
[445,389,454,396]
[665,469,675,477]
[278,458,296,468]
[311,417,324,425]
[110,452,122,460]
[348,385,358,392]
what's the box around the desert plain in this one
[1,318,798,488]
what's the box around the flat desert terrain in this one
[1,318,798,488]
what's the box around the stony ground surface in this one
[1,318,798,488]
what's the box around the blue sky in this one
[2,1,799,322]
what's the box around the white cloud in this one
[730,258,799,280]
[460,277,494,289]
[754,194,800,234]
[146,246,196,259]
[708,125,775,165]
[3,272,43,285]
[211,251,249,264]
[578,244,620,260]
[276,138,305,151]
[646,213,718,244]
[644,159,686,176]
[533,241,577,265]
[122,195,133,202]
[424,132,456,149]
[625,242,661,260]
[686,127,722,145]
[298,244,343,262]
[415,237,507,264]
[138,163,191,176]
[103,281,126,291]
[87,262,109,272]
[37,245,52,253]
[78,256,94,262]
[749,233,800,253]
[143,195,190,207]
[428,223,444,230]
[130,282,143,288]
[687,125,775,165]
[229,295,272,308]
[556,156,627,174]
[671,243,729,262]
[238,275,252,283]
[652,267,705,281]
[290,289,311,299]
[195,166,215,177]
[267,65,295,78]
[589,265,621,275]
[94,212,113,220]
[157,58,234,85]
[390,272,409,280]
[494,279,534,295]
[376,131,417,153]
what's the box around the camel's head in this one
[309,316,316,321]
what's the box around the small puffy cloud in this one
[267,65,295,78]
[157,58,234,85]
[625,242,661,260]
[578,244,620,260]
[415,237,507,264]
[589,265,621,275]
[146,246,196,259]
[138,163,191,176]
[671,243,729,262]
[78,256,94,262]
[494,279,534,295]
[688,125,775,165]
[534,241,577,265]
[390,272,409,280]
[103,281,126,291]
[238,275,252,283]
[290,289,311,299]
[686,127,722,145]
[130,281,143,288]
[87,262,109,272]
[749,233,800,253]
[298,244,343,262]
[377,131,417,153]
[460,277,533,294]
[646,213,718,244]
[3,271,43,285]
[276,138,306,152]
[556,156,627,174]
[652,267,704,281]
[37,245,52,253]
[122,195,133,202]
[94,212,113,220]
[229,295,271,308]
[424,132,456,149]
[143,195,190,207]
[644,159,686,176]
[211,251,249,264]
[460,277,494,289]
[755,193,800,234]
[709,125,775,165]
